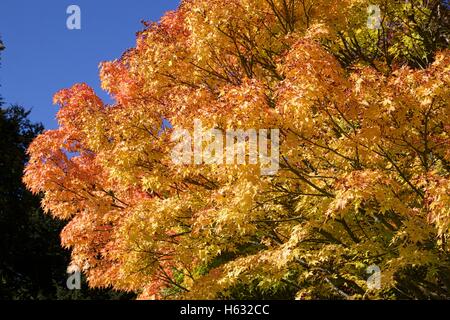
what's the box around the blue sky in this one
[0,0,180,129]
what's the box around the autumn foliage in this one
[24,0,449,299]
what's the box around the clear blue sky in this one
[0,0,180,129]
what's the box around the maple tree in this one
[24,0,449,299]
[0,40,132,300]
